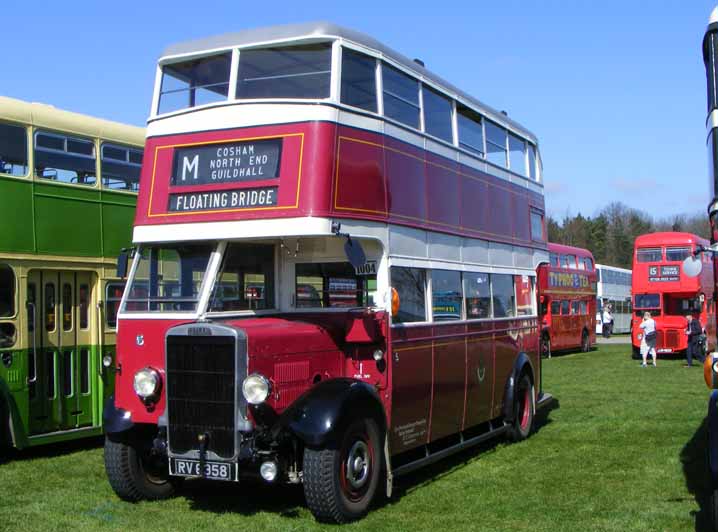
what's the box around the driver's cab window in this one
[0,264,16,348]
[209,243,275,312]
[295,262,376,308]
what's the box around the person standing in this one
[685,314,704,367]
[602,305,612,338]
[639,311,657,367]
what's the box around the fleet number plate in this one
[170,458,236,481]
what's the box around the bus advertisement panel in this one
[536,243,597,357]
[102,23,553,523]
[631,232,716,357]
[0,97,144,451]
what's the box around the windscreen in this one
[634,294,660,309]
[122,244,213,313]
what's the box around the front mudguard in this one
[709,389,718,482]
[278,378,386,448]
[103,395,134,436]
[502,352,534,422]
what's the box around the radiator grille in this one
[166,334,239,459]
[664,329,680,349]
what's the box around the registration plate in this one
[169,458,236,481]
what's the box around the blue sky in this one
[1,0,715,219]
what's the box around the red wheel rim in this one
[519,384,531,430]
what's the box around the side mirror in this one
[683,255,703,278]
[116,249,130,279]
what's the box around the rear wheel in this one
[581,330,590,352]
[104,436,179,501]
[507,374,534,442]
[303,417,381,523]
[540,334,551,359]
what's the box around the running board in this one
[536,392,554,410]
[392,424,509,477]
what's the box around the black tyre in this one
[540,334,551,359]
[711,487,718,532]
[303,417,381,523]
[581,330,590,352]
[507,374,534,442]
[104,436,179,502]
[631,345,641,360]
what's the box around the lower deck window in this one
[391,267,426,323]
[0,264,15,317]
[295,262,376,309]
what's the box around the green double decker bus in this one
[0,96,144,450]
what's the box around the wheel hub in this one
[345,440,370,489]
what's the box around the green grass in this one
[0,344,713,531]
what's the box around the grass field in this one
[0,344,714,531]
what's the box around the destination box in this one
[168,187,278,212]
[171,138,282,186]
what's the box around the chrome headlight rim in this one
[133,367,162,401]
[242,373,271,405]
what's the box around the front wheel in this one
[581,330,590,352]
[303,417,381,523]
[507,374,534,442]
[104,436,179,502]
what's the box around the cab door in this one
[74,273,94,427]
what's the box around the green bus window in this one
[101,143,142,192]
[80,349,90,394]
[0,264,15,317]
[45,283,56,332]
[79,284,89,329]
[0,122,28,176]
[35,131,97,186]
[62,283,72,331]
[0,323,15,348]
[63,350,72,397]
[105,282,125,328]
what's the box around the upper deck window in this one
[549,253,560,267]
[382,64,420,129]
[636,248,662,263]
[35,131,96,186]
[457,105,484,156]
[584,257,594,271]
[237,44,332,100]
[159,52,232,114]
[422,86,453,143]
[566,254,577,269]
[528,144,537,180]
[485,121,507,168]
[508,134,526,176]
[0,122,28,177]
[665,247,691,262]
[101,143,142,192]
[340,49,377,113]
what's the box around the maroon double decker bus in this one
[536,243,597,357]
[103,23,552,522]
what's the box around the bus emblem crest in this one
[136,335,145,346]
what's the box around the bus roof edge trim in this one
[159,21,537,144]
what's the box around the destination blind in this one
[168,187,278,212]
[171,138,281,186]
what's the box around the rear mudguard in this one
[709,389,718,481]
[278,378,387,448]
[501,353,535,422]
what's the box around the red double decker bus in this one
[536,243,597,357]
[102,23,552,522]
[631,232,716,357]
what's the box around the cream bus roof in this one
[0,95,145,146]
[160,21,537,144]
